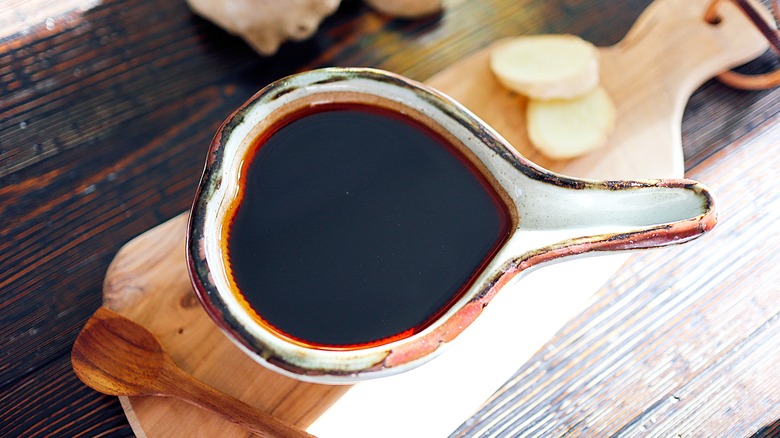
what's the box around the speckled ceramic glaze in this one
[187,67,717,383]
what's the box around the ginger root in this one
[186,0,341,55]
[187,0,445,56]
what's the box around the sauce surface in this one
[227,104,511,348]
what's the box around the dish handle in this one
[503,176,718,271]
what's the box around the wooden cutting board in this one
[101,0,769,436]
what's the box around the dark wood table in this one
[2,0,779,436]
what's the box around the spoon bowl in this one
[71,307,313,438]
[72,307,166,396]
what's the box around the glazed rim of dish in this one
[187,67,716,383]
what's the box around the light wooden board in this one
[102,0,769,436]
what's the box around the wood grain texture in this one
[100,213,351,436]
[104,1,763,436]
[1,0,778,436]
[451,117,780,437]
[71,308,314,437]
[427,0,770,180]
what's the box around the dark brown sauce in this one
[226,103,511,349]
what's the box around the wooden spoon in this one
[71,307,314,438]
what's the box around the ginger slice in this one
[490,34,600,100]
[526,86,616,159]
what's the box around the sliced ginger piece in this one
[526,86,616,159]
[490,34,600,100]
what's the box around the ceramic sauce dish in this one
[187,68,717,383]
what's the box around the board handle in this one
[705,0,780,89]
[601,0,772,101]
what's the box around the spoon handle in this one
[162,364,315,438]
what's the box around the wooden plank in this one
[91,1,774,436]
[0,0,654,390]
[452,119,780,436]
[1,0,778,436]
